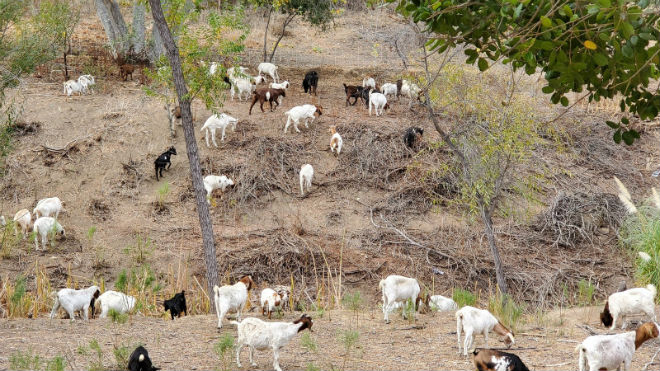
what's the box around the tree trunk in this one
[480,205,508,294]
[148,0,219,311]
[94,0,128,57]
[268,13,295,62]
[262,6,273,62]
[150,25,166,62]
[132,3,146,58]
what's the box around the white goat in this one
[96,290,136,318]
[369,92,389,116]
[33,216,65,251]
[78,75,95,94]
[401,79,422,107]
[284,104,322,133]
[13,209,32,239]
[50,285,100,321]
[213,276,254,328]
[63,80,83,97]
[269,81,289,90]
[200,113,238,147]
[429,294,458,311]
[299,164,314,196]
[260,288,282,319]
[257,62,280,83]
[456,306,515,356]
[601,284,657,330]
[380,83,398,99]
[203,175,234,204]
[231,77,256,101]
[33,197,63,219]
[576,322,660,371]
[362,77,376,89]
[232,314,313,371]
[379,275,423,323]
[329,126,343,155]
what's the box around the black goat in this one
[359,86,373,107]
[404,127,424,148]
[163,290,187,320]
[303,71,318,96]
[154,146,177,181]
[128,346,160,371]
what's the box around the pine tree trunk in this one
[148,0,219,311]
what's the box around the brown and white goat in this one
[343,84,363,106]
[473,349,529,371]
[249,88,286,114]
[456,306,515,356]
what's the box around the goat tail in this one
[576,344,587,371]
[647,284,657,298]
[229,320,240,326]
[213,285,220,295]
[378,279,386,291]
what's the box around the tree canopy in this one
[392,0,660,144]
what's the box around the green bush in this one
[452,288,476,308]
[620,207,660,289]
[488,292,525,331]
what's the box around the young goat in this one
[33,216,65,251]
[119,64,135,81]
[200,113,238,147]
[576,321,660,371]
[214,275,255,328]
[404,127,424,149]
[269,81,290,90]
[203,175,234,204]
[473,349,530,371]
[380,82,398,99]
[429,294,458,311]
[257,62,280,83]
[303,71,318,96]
[456,306,515,356]
[401,79,422,107]
[369,92,389,116]
[379,275,424,323]
[363,77,376,89]
[601,284,657,330]
[284,104,323,133]
[128,346,160,371]
[13,209,32,239]
[163,290,187,320]
[63,80,83,97]
[154,146,177,181]
[95,290,136,318]
[273,285,291,311]
[249,88,286,114]
[232,314,313,371]
[329,126,343,155]
[34,196,63,219]
[343,84,363,106]
[50,285,100,321]
[260,288,282,319]
[78,74,95,94]
[233,78,256,101]
[299,164,314,196]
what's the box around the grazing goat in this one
[380,83,398,99]
[120,64,135,81]
[284,104,323,133]
[213,275,254,328]
[249,88,286,114]
[401,79,422,107]
[269,81,290,90]
[273,285,291,311]
[473,349,530,371]
[404,127,424,148]
[232,314,313,371]
[299,164,314,196]
[78,74,95,94]
[456,306,515,356]
[63,80,83,97]
[96,290,136,318]
[163,290,187,320]
[359,86,372,107]
[200,113,238,147]
[601,284,657,330]
[50,285,100,321]
[429,294,458,311]
[329,126,343,155]
[13,209,32,239]
[154,146,177,181]
[33,216,65,251]
[303,71,318,96]
[34,196,63,219]
[379,275,423,323]
[363,77,376,89]
[260,288,282,319]
[128,346,160,371]
[343,84,363,106]
[257,62,280,83]
[203,175,234,204]
[232,78,256,101]
[576,321,660,371]
[369,92,389,116]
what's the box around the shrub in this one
[452,288,476,308]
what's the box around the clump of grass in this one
[452,288,476,308]
[214,333,235,371]
[300,332,318,352]
[9,350,42,370]
[88,339,104,371]
[45,356,65,371]
[338,330,360,371]
[342,291,362,326]
[108,308,128,324]
[577,279,595,306]
[123,234,154,264]
[112,344,131,369]
[488,292,525,331]
[1,219,19,258]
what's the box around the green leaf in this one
[639,33,654,41]
[478,57,489,71]
[621,22,634,39]
[562,5,573,17]
[621,130,635,145]
[587,4,600,14]
[622,44,633,58]
[593,53,609,66]
[540,16,552,28]
[541,85,554,94]
[621,117,630,125]
[606,120,619,129]
[613,129,622,144]
[596,0,611,7]
[560,96,569,106]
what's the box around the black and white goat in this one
[128,346,160,371]
[404,127,424,148]
[154,146,177,181]
[473,349,529,371]
[50,285,100,321]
